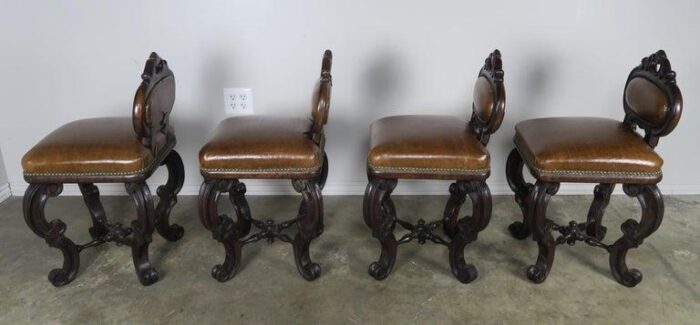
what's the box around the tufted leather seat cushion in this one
[199,116,323,179]
[367,115,490,180]
[22,118,154,178]
[514,117,663,184]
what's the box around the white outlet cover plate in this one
[223,88,254,115]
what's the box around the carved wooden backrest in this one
[623,50,682,147]
[133,52,176,157]
[470,49,505,146]
[309,49,333,145]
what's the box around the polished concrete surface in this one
[0,193,698,324]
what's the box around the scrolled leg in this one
[78,183,109,239]
[155,150,185,241]
[363,176,398,280]
[585,183,615,240]
[525,181,559,283]
[292,179,323,281]
[23,183,80,287]
[228,181,252,237]
[506,148,534,240]
[443,182,468,238]
[609,184,663,287]
[447,181,491,283]
[198,179,244,282]
[316,152,329,191]
[126,182,159,286]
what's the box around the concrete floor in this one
[0,193,698,324]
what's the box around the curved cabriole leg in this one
[228,181,252,238]
[526,181,560,283]
[316,152,329,191]
[292,179,323,281]
[506,148,534,240]
[198,179,243,282]
[363,177,398,280]
[125,182,159,286]
[609,184,663,287]
[312,153,329,234]
[78,183,109,239]
[443,182,467,238]
[447,181,491,283]
[24,184,80,287]
[585,183,615,240]
[155,150,185,241]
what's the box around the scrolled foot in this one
[616,269,643,287]
[137,267,159,286]
[48,268,73,287]
[299,262,322,281]
[158,223,185,242]
[526,264,549,283]
[508,221,530,240]
[211,264,235,282]
[368,262,390,280]
[452,261,479,284]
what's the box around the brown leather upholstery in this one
[473,76,495,124]
[514,117,663,184]
[625,77,668,128]
[199,116,322,179]
[368,115,490,180]
[22,118,154,177]
[310,50,332,137]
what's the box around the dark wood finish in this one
[470,49,505,146]
[506,149,667,287]
[506,148,532,240]
[310,50,333,144]
[524,180,559,283]
[22,53,183,286]
[197,50,332,282]
[623,50,682,147]
[198,157,328,282]
[133,52,176,154]
[362,50,503,283]
[155,151,186,241]
[610,184,663,287]
[363,176,492,283]
[23,184,79,286]
[506,50,681,287]
[363,177,398,280]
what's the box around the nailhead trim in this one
[201,166,321,173]
[367,163,490,175]
[24,160,156,178]
[515,137,662,179]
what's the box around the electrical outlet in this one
[223,88,254,115]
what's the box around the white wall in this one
[1,0,698,196]
[0,148,9,202]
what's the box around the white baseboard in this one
[9,181,700,196]
[0,183,10,203]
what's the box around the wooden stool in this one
[363,50,505,283]
[198,50,332,282]
[21,53,185,286]
[506,50,683,287]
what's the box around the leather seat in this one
[22,117,154,177]
[199,115,323,179]
[368,115,490,180]
[514,117,663,184]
